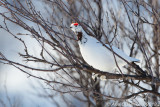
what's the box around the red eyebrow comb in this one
[74,23,78,26]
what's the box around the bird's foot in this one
[92,73,106,81]
[92,73,99,81]
[100,75,106,80]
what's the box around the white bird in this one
[70,23,139,76]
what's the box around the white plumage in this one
[70,23,139,73]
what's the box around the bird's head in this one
[70,23,82,33]
[70,23,82,41]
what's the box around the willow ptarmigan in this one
[70,23,139,79]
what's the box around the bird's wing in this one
[105,44,140,62]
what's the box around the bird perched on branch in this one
[70,23,140,80]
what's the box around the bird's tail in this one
[129,57,140,62]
